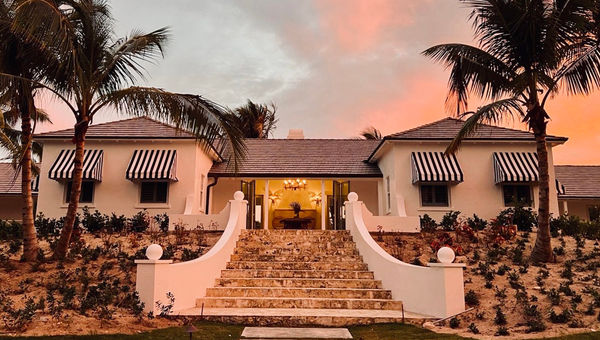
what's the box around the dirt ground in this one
[375,230,600,339]
[3,228,600,338]
[0,230,222,337]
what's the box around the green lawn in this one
[1,322,600,340]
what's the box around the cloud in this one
[32,0,600,165]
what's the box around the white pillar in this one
[321,180,326,230]
[562,200,568,215]
[264,180,270,229]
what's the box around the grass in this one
[1,322,600,339]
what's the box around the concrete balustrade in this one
[135,191,247,314]
[345,192,466,318]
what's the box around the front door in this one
[241,180,256,229]
[332,181,350,230]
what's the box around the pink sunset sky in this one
[37,0,600,165]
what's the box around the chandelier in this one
[283,178,306,191]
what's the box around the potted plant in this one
[290,202,301,218]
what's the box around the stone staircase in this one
[194,229,409,326]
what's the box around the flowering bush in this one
[430,232,464,255]
[485,218,517,247]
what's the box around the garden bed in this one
[0,210,222,337]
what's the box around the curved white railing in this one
[135,191,247,313]
[345,192,465,318]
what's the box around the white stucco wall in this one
[36,139,213,219]
[376,141,561,221]
[560,199,600,221]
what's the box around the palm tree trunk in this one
[53,120,88,260]
[19,88,38,262]
[530,127,554,263]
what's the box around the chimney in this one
[287,129,304,139]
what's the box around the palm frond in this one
[446,97,524,154]
[553,44,600,97]
[359,126,382,140]
[96,86,247,170]
[422,43,516,113]
[96,27,169,95]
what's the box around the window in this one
[140,181,169,203]
[420,184,449,207]
[503,184,532,206]
[385,177,391,212]
[590,205,600,222]
[65,181,95,203]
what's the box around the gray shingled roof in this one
[0,163,39,195]
[555,165,600,199]
[35,117,197,139]
[367,117,568,161]
[386,118,567,141]
[209,139,382,177]
[0,163,20,194]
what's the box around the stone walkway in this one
[241,327,353,339]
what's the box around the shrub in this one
[81,207,107,233]
[467,323,479,334]
[440,211,461,231]
[108,213,127,233]
[449,317,460,328]
[497,206,537,232]
[495,326,509,336]
[34,213,62,239]
[154,213,169,233]
[155,292,175,317]
[551,214,582,237]
[0,219,22,240]
[419,214,437,232]
[129,210,150,233]
[549,309,572,324]
[181,248,202,262]
[494,306,507,325]
[467,214,488,231]
[430,232,463,255]
[548,288,561,306]
[465,290,479,306]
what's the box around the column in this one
[321,180,326,230]
[264,180,270,229]
[562,200,568,215]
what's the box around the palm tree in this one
[359,126,382,140]
[0,0,58,261]
[423,0,600,263]
[232,100,277,138]
[5,0,246,260]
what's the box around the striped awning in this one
[493,152,538,183]
[126,149,177,181]
[411,152,464,183]
[48,149,104,181]
[556,179,566,195]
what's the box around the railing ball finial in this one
[347,192,358,202]
[146,244,163,260]
[437,246,455,264]
[233,191,244,201]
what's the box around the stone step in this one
[220,269,375,280]
[206,287,393,299]
[226,261,369,271]
[236,240,357,249]
[215,278,382,289]
[233,248,359,256]
[196,297,403,310]
[237,238,355,245]
[229,254,363,262]
[242,230,351,235]
[177,308,427,327]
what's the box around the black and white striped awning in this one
[126,149,177,181]
[48,149,104,181]
[411,152,464,183]
[493,152,539,183]
[556,179,566,195]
